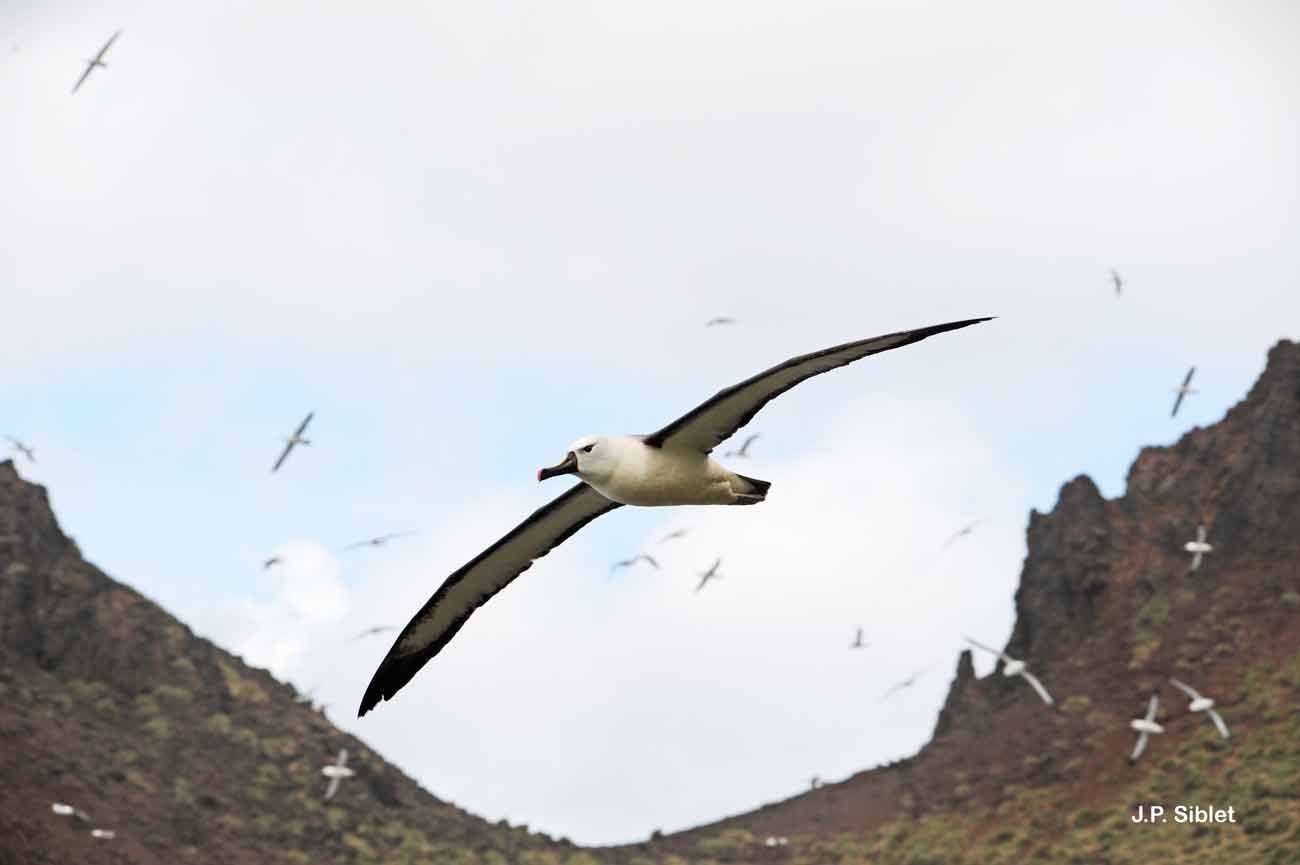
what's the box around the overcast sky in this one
[4,0,1298,845]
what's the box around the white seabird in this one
[357,317,992,716]
[5,435,35,463]
[881,668,927,700]
[51,802,90,822]
[71,30,120,94]
[1170,367,1197,418]
[1169,677,1230,739]
[1129,693,1164,764]
[272,412,314,473]
[723,433,760,459]
[90,829,116,840]
[963,636,1054,705]
[942,521,979,549]
[343,532,414,551]
[1184,524,1213,571]
[322,748,354,800]
[695,557,723,592]
[610,553,659,575]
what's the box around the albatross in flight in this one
[1109,267,1123,297]
[343,532,414,551]
[71,30,120,94]
[1169,677,1230,739]
[850,627,868,650]
[272,412,314,472]
[1170,367,1197,418]
[321,748,355,800]
[357,317,993,716]
[1184,524,1213,571]
[5,436,35,463]
[723,433,760,459]
[1129,693,1164,764]
[963,636,1054,705]
[694,557,723,592]
[610,553,660,575]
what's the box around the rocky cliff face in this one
[4,341,1299,865]
[616,340,1300,864]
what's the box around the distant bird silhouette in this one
[659,529,689,544]
[322,748,355,800]
[880,669,927,700]
[963,636,1054,705]
[5,436,35,463]
[1184,524,1213,572]
[850,627,868,650]
[272,412,314,472]
[809,776,822,790]
[1170,367,1197,418]
[704,316,735,327]
[343,532,413,551]
[1110,267,1123,296]
[695,558,723,592]
[723,434,759,459]
[262,556,282,570]
[71,30,120,94]
[351,625,396,641]
[51,802,90,822]
[610,553,659,575]
[1129,693,1164,764]
[1169,677,1229,738]
[942,521,979,548]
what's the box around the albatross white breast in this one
[357,316,993,716]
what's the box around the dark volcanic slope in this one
[611,340,1300,864]
[0,463,579,865]
[4,341,1299,865]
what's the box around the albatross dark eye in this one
[582,444,595,453]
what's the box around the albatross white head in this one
[538,436,617,485]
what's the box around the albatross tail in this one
[730,473,771,504]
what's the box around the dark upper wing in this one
[71,62,94,93]
[294,411,315,437]
[1170,391,1185,418]
[271,440,296,472]
[358,483,622,715]
[642,318,993,453]
[96,30,121,61]
[1182,366,1196,388]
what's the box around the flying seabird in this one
[963,636,1054,705]
[351,625,396,641]
[322,748,355,800]
[809,776,822,790]
[1110,268,1123,296]
[723,433,760,459]
[705,317,735,327]
[51,803,90,822]
[695,558,723,592]
[1184,525,1213,571]
[5,436,35,463]
[357,317,993,716]
[850,627,868,649]
[271,412,314,472]
[1129,693,1164,764]
[71,30,119,94]
[942,521,979,548]
[610,553,660,575]
[263,556,283,570]
[1170,367,1197,418]
[90,829,116,840]
[659,529,689,544]
[881,669,927,700]
[343,532,414,551]
[1169,677,1230,738]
